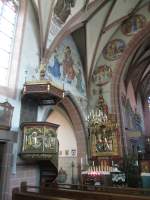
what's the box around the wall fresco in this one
[103,39,126,61]
[92,65,112,86]
[45,36,86,97]
[121,14,146,36]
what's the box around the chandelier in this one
[87,109,108,134]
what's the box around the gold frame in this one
[91,132,119,157]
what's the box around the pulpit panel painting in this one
[22,126,57,154]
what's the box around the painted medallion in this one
[93,65,112,86]
[121,14,146,36]
[103,39,125,61]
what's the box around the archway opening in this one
[47,107,78,184]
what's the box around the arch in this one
[111,22,150,154]
[60,95,87,158]
[43,94,87,177]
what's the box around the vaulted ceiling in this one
[124,35,150,102]
[31,0,150,95]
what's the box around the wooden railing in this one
[12,182,150,200]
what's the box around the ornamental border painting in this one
[121,14,146,36]
[103,39,126,61]
[0,102,14,130]
[92,65,112,86]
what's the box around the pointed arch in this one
[111,22,150,154]
[43,93,87,178]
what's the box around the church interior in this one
[0,0,150,200]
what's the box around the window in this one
[148,96,150,111]
[0,0,26,98]
[0,0,19,86]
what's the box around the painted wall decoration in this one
[71,149,76,157]
[54,0,76,24]
[93,65,112,86]
[103,39,125,61]
[65,149,69,156]
[46,36,86,97]
[121,15,146,36]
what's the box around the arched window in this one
[0,0,26,98]
[0,0,19,86]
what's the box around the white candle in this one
[81,157,83,170]
[86,154,88,165]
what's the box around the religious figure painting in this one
[140,161,150,173]
[23,127,43,152]
[103,39,126,61]
[44,129,57,151]
[121,14,146,36]
[48,50,61,79]
[46,36,86,96]
[93,65,112,86]
[23,127,58,153]
[62,46,76,84]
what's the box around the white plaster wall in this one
[106,0,140,27]
[0,1,39,132]
[20,2,40,83]
[47,108,78,184]
[86,1,112,75]
[40,0,53,40]
[37,105,52,121]
[47,108,77,156]
[0,1,40,175]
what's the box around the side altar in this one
[83,94,124,186]
[87,95,119,158]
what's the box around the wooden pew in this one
[12,182,150,200]
[12,189,150,200]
